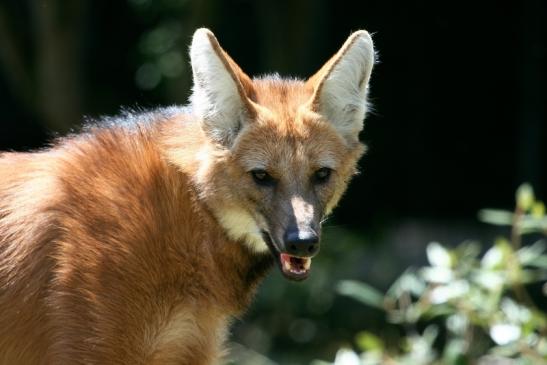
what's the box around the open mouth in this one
[262,231,312,281]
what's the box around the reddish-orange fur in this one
[0,28,374,364]
[0,119,274,364]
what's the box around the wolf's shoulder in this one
[83,105,193,133]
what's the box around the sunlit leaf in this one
[489,323,521,345]
[517,240,546,265]
[531,201,545,218]
[386,269,425,299]
[426,242,452,267]
[421,304,453,320]
[521,216,547,234]
[500,298,531,324]
[399,271,427,296]
[473,270,505,291]
[400,331,437,364]
[429,280,469,304]
[526,254,547,269]
[355,332,384,352]
[422,325,439,345]
[482,245,504,269]
[446,314,469,336]
[456,240,481,262]
[442,339,467,365]
[404,303,424,323]
[481,238,513,270]
[478,209,514,226]
[517,183,535,211]
[421,266,453,283]
[333,348,361,365]
[517,269,546,284]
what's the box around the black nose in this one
[283,228,320,257]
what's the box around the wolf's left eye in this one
[313,167,332,184]
[250,169,276,187]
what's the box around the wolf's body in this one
[0,29,374,364]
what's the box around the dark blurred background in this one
[0,0,545,364]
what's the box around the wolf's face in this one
[226,105,365,280]
[188,29,374,280]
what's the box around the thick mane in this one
[82,106,191,133]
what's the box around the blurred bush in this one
[314,184,547,365]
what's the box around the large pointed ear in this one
[306,30,375,145]
[190,28,256,147]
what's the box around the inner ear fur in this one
[189,28,256,147]
[305,30,375,144]
[205,31,257,111]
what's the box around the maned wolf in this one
[0,28,375,364]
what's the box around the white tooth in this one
[283,260,291,271]
[303,258,311,270]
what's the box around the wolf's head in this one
[188,28,374,281]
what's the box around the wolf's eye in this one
[313,167,332,184]
[250,170,275,186]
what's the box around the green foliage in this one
[321,184,547,365]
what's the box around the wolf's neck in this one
[155,118,274,312]
[177,165,274,314]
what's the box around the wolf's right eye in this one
[250,170,275,187]
[313,167,332,184]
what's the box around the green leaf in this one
[472,269,505,291]
[421,266,453,283]
[422,325,439,345]
[442,339,467,365]
[482,245,504,269]
[531,201,545,218]
[526,254,547,269]
[386,269,425,299]
[478,209,514,226]
[521,216,547,234]
[429,280,469,304]
[500,297,531,324]
[456,240,481,262]
[517,240,546,265]
[516,183,535,211]
[337,280,385,309]
[421,304,454,320]
[446,314,469,336]
[355,331,384,352]
[481,238,513,269]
